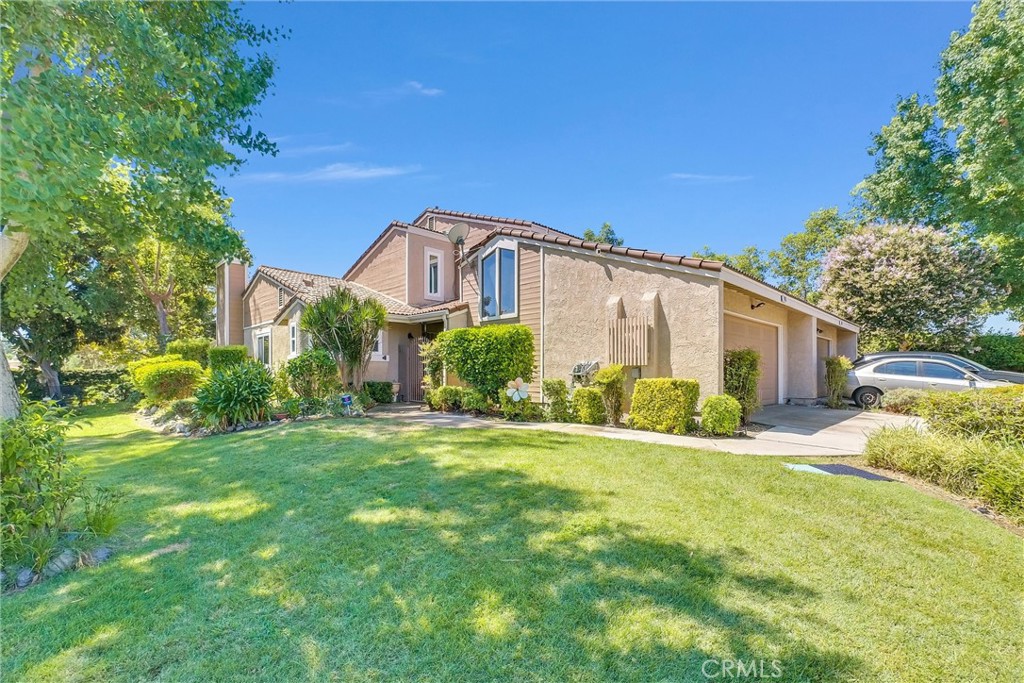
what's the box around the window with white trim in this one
[424,247,443,301]
[371,330,387,361]
[480,243,517,319]
[255,333,271,366]
[289,321,297,355]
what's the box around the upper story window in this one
[480,242,517,320]
[424,247,443,301]
[289,321,298,355]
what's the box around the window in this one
[480,244,516,319]
[289,322,297,355]
[424,247,443,300]
[921,362,966,380]
[370,330,386,361]
[876,361,917,376]
[255,334,270,366]
[278,286,285,308]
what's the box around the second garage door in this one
[724,315,779,405]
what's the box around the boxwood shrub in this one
[593,364,626,425]
[138,360,204,403]
[880,387,928,415]
[127,354,183,386]
[166,338,212,367]
[434,325,534,401]
[917,386,1024,443]
[208,345,249,372]
[724,349,761,422]
[700,394,742,436]
[431,385,464,412]
[362,380,394,405]
[628,378,700,435]
[195,361,274,428]
[571,387,606,426]
[542,378,571,422]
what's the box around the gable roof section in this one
[414,207,580,239]
[341,220,448,281]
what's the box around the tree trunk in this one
[153,297,171,351]
[0,350,20,420]
[38,359,62,400]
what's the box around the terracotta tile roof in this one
[254,265,464,319]
[414,207,580,239]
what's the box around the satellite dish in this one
[447,222,470,246]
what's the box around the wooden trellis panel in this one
[607,317,649,366]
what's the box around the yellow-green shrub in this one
[724,349,761,422]
[571,387,606,425]
[628,378,700,435]
[917,385,1024,443]
[542,378,571,422]
[127,354,182,386]
[593,364,626,425]
[138,360,204,402]
[166,338,211,367]
[208,345,249,372]
[701,394,742,436]
[434,325,534,401]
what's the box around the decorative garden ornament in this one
[506,377,529,402]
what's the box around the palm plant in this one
[299,288,386,389]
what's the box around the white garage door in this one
[724,316,779,406]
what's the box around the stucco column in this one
[837,329,858,360]
[786,310,816,403]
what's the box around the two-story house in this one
[216,207,859,405]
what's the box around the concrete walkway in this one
[367,403,919,456]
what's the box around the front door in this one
[398,338,424,402]
[816,338,832,397]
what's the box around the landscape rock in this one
[43,549,78,578]
[16,568,36,589]
[87,547,113,565]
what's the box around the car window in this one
[875,361,917,376]
[921,362,967,380]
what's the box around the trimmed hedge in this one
[866,426,1024,523]
[542,378,571,422]
[880,387,928,415]
[434,325,534,401]
[363,381,394,405]
[127,354,183,385]
[138,360,204,402]
[208,345,249,372]
[571,387,607,425]
[593,364,626,425]
[701,394,742,436]
[724,348,761,422]
[972,334,1024,373]
[917,386,1024,443]
[628,378,700,435]
[166,338,212,367]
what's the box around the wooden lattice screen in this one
[607,317,649,366]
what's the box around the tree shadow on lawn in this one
[8,422,866,682]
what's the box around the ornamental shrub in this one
[700,394,742,436]
[462,388,492,414]
[972,334,1024,373]
[208,345,249,372]
[593,364,626,425]
[824,355,853,409]
[434,325,534,401]
[628,378,700,435]
[127,354,183,386]
[866,426,1024,523]
[138,360,204,402]
[285,349,338,399]
[166,338,212,367]
[724,349,761,422]
[501,394,544,422]
[195,360,274,429]
[363,381,394,405]
[917,386,1024,443]
[542,378,571,422]
[432,385,464,412]
[419,340,444,391]
[880,387,928,415]
[571,387,607,425]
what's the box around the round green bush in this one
[571,387,607,426]
[138,360,204,403]
[195,361,274,428]
[284,349,338,399]
[628,378,700,435]
[542,378,571,422]
[166,339,212,367]
[127,354,183,387]
[700,394,742,436]
[362,381,395,405]
[432,385,464,412]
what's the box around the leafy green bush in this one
[166,338,211,367]
[138,360,204,403]
[272,368,294,402]
[880,387,928,415]
[571,387,607,425]
[542,378,571,422]
[917,386,1024,443]
[462,389,492,415]
[972,334,1024,373]
[419,340,444,391]
[866,426,1024,523]
[284,349,338,399]
[701,394,742,436]
[363,381,394,405]
[1,401,82,569]
[628,378,700,435]
[12,368,136,405]
[501,394,544,422]
[208,345,249,372]
[432,385,464,412]
[824,356,853,408]
[724,348,761,422]
[127,354,183,386]
[280,397,302,419]
[195,361,274,429]
[593,364,626,425]
[435,325,534,400]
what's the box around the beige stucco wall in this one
[346,229,407,301]
[543,249,722,401]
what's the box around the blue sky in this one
[222,2,1012,329]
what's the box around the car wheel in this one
[854,387,882,408]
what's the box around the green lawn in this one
[3,406,1021,682]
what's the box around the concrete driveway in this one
[368,403,919,456]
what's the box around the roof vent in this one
[302,278,314,287]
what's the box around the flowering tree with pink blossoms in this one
[820,225,1000,353]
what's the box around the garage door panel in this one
[724,316,779,405]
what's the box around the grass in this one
[2,405,1021,682]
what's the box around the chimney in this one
[216,259,246,346]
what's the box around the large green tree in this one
[693,246,770,280]
[856,0,1023,316]
[582,223,625,247]
[767,208,857,303]
[0,1,278,417]
[300,289,388,390]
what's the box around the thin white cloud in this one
[354,81,445,104]
[242,162,420,183]
[279,143,354,158]
[666,172,753,183]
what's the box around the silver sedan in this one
[845,357,1010,408]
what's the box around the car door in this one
[870,360,923,390]
[919,361,974,393]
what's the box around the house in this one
[216,207,859,406]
